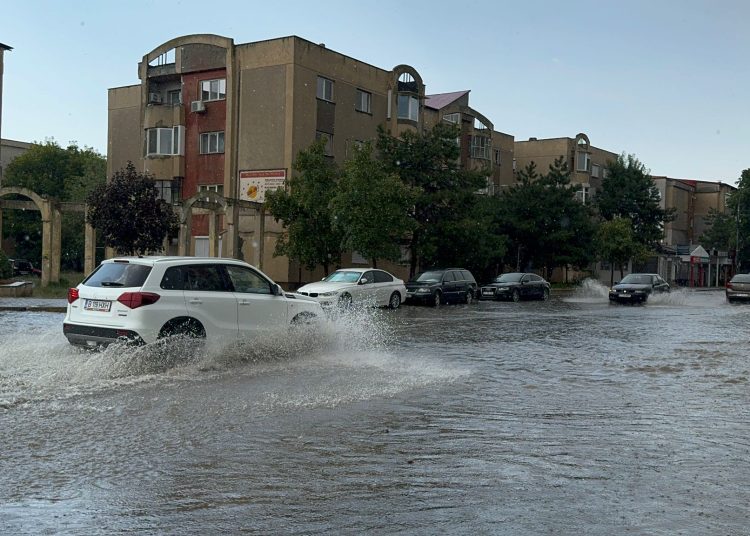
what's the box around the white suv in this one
[63,257,323,347]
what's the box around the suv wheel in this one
[160,318,206,339]
[432,291,442,307]
[464,290,473,304]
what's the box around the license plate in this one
[85,299,111,312]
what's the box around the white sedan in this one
[296,268,406,309]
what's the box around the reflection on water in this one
[1,291,748,535]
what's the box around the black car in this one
[405,268,478,306]
[9,259,36,276]
[608,273,670,303]
[480,272,551,302]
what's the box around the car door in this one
[519,274,532,298]
[357,270,378,306]
[225,264,288,337]
[182,264,238,338]
[443,271,459,302]
[530,275,544,298]
[373,270,394,306]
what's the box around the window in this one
[361,271,376,284]
[146,126,184,156]
[200,131,225,154]
[317,76,334,102]
[200,79,226,101]
[397,94,419,121]
[167,89,181,105]
[183,265,229,292]
[471,136,491,159]
[575,185,590,204]
[316,131,333,156]
[226,265,272,294]
[576,151,591,172]
[373,271,393,283]
[199,184,224,196]
[155,178,182,204]
[494,149,502,165]
[355,89,371,113]
[443,113,460,124]
[591,164,600,178]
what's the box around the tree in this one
[0,249,11,280]
[596,217,648,285]
[330,142,417,267]
[498,158,595,278]
[596,153,674,248]
[700,208,735,254]
[2,140,106,269]
[265,139,343,275]
[86,162,178,256]
[728,168,750,271]
[376,122,487,276]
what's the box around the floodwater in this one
[1,282,748,534]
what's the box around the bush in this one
[0,250,12,280]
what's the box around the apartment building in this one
[0,42,12,185]
[422,90,514,194]
[514,133,618,203]
[108,34,452,285]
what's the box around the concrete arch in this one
[178,191,229,258]
[0,186,50,219]
[574,133,590,150]
[391,64,424,91]
[144,34,234,65]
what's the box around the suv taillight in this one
[67,288,80,303]
[117,292,160,309]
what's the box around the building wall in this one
[0,138,31,182]
[107,85,141,178]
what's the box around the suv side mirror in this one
[272,284,283,296]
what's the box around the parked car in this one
[9,258,39,276]
[405,268,478,306]
[296,268,405,309]
[480,272,551,302]
[608,273,670,304]
[726,273,750,303]
[63,257,323,347]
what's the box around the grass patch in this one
[16,272,85,299]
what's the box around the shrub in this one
[0,250,12,280]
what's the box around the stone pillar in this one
[0,208,3,250]
[84,220,96,275]
[105,246,116,259]
[178,207,192,257]
[41,217,51,287]
[224,202,238,259]
[258,206,266,270]
[50,207,62,283]
[208,212,218,257]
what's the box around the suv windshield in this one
[84,262,152,288]
[323,271,361,283]
[620,274,652,285]
[412,271,443,283]
[494,273,523,283]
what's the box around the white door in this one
[225,265,288,337]
[182,264,238,338]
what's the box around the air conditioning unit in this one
[148,92,163,104]
[190,100,206,113]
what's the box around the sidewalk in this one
[0,297,68,313]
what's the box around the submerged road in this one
[1,283,748,534]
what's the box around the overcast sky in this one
[1,0,748,183]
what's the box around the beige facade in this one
[514,133,618,202]
[0,138,30,183]
[0,43,12,186]
[109,34,462,287]
[423,91,515,194]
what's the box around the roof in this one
[0,43,12,51]
[424,90,469,110]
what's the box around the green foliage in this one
[86,162,178,256]
[2,140,106,269]
[596,153,674,247]
[0,249,12,280]
[700,207,735,253]
[330,142,417,267]
[595,217,648,285]
[265,139,344,274]
[498,157,595,277]
[376,122,488,276]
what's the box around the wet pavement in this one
[1,282,748,534]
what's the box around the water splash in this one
[565,278,610,303]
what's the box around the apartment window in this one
[397,94,419,121]
[575,185,591,204]
[355,89,371,113]
[494,149,502,165]
[591,163,600,178]
[317,76,334,102]
[167,90,181,105]
[200,131,225,154]
[471,136,491,160]
[576,151,591,172]
[315,131,334,156]
[154,178,182,204]
[200,79,226,101]
[199,184,224,196]
[146,126,185,156]
[443,113,460,124]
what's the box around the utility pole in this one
[0,42,12,187]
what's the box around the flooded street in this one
[1,283,748,534]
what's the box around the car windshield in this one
[412,271,443,283]
[323,271,361,283]
[494,273,523,283]
[620,274,652,285]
